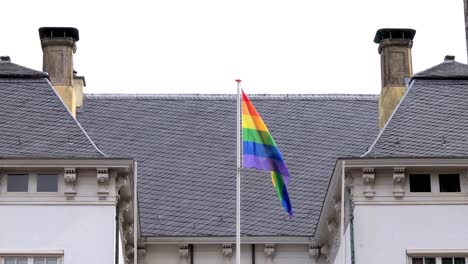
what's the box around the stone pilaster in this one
[308,245,319,263]
[64,168,77,200]
[97,168,109,199]
[179,244,190,264]
[362,168,375,198]
[264,244,275,264]
[222,244,233,264]
[393,167,405,197]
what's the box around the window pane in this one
[4,257,16,264]
[7,174,29,192]
[425,258,436,264]
[34,257,46,264]
[17,257,28,264]
[412,258,423,264]
[37,174,58,192]
[455,258,466,264]
[439,174,461,192]
[410,174,431,192]
[46,257,58,264]
[442,258,454,264]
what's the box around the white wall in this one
[353,204,468,264]
[0,168,120,264]
[0,204,116,264]
[342,167,468,264]
[332,226,351,264]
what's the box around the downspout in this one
[115,205,119,264]
[189,244,194,264]
[347,187,356,264]
[251,244,255,264]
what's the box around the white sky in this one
[1,0,467,94]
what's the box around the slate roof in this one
[0,59,106,158]
[366,58,468,157]
[78,94,379,237]
[412,57,468,79]
[0,59,48,78]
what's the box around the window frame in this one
[404,169,466,196]
[0,254,62,264]
[407,249,468,264]
[6,174,30,193]
[36,174,59,193]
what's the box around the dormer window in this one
[7,174,29,192]
[439,174,461,192]
[409,174,431,192]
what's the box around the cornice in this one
[343,158,468,168]
[142,236,316,244]
[0,159,133,168]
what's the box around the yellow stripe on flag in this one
[242,114,269,132]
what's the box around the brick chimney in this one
[39,27,82,116]
[374,28,416,128]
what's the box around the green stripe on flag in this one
[243,128,277,146]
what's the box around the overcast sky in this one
[2,0,466,94]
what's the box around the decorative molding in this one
[64,168,77,200]
[345,172,354,188]
[362,168,375,198]
[327,219,337,233]
[97,168,109,198]
[123,224,133,243]
[118,200,132,223]
[179,244,190,264]
[333,199,341,219]
[137,243,146,257]
[125,244,134,258]
[308,245,320,259]
[393,167,406,197]
[222,244,233,264]
[264,244,275,261]
[320,244,329,258]
[116,174,128,192]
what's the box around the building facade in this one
[1,23,468,264]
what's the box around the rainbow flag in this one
[242,90,293,217]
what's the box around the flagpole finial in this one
[235,79,242,83]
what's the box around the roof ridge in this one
[84,93,379,101]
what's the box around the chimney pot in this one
[0,56,11,62]
[444,55,455,61]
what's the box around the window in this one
[412,257,436,264]
[411,257,466,264]
[2,257,60,264]
[439,174,461,192]
[4,257,28,264]
[33,257,58,264]
[410,174,431,192]
[7,174,29,192]
[37,175,58,192]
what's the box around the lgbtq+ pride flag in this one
[241,90,293,218]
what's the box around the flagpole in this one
[235,79,242,264]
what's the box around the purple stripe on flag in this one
[243,155,290,184]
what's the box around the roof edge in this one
[84,93,379,101]
[361,79,415,157]
[44,78,109,158]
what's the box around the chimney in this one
[374,28,416,129]
[39,27,81,116]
